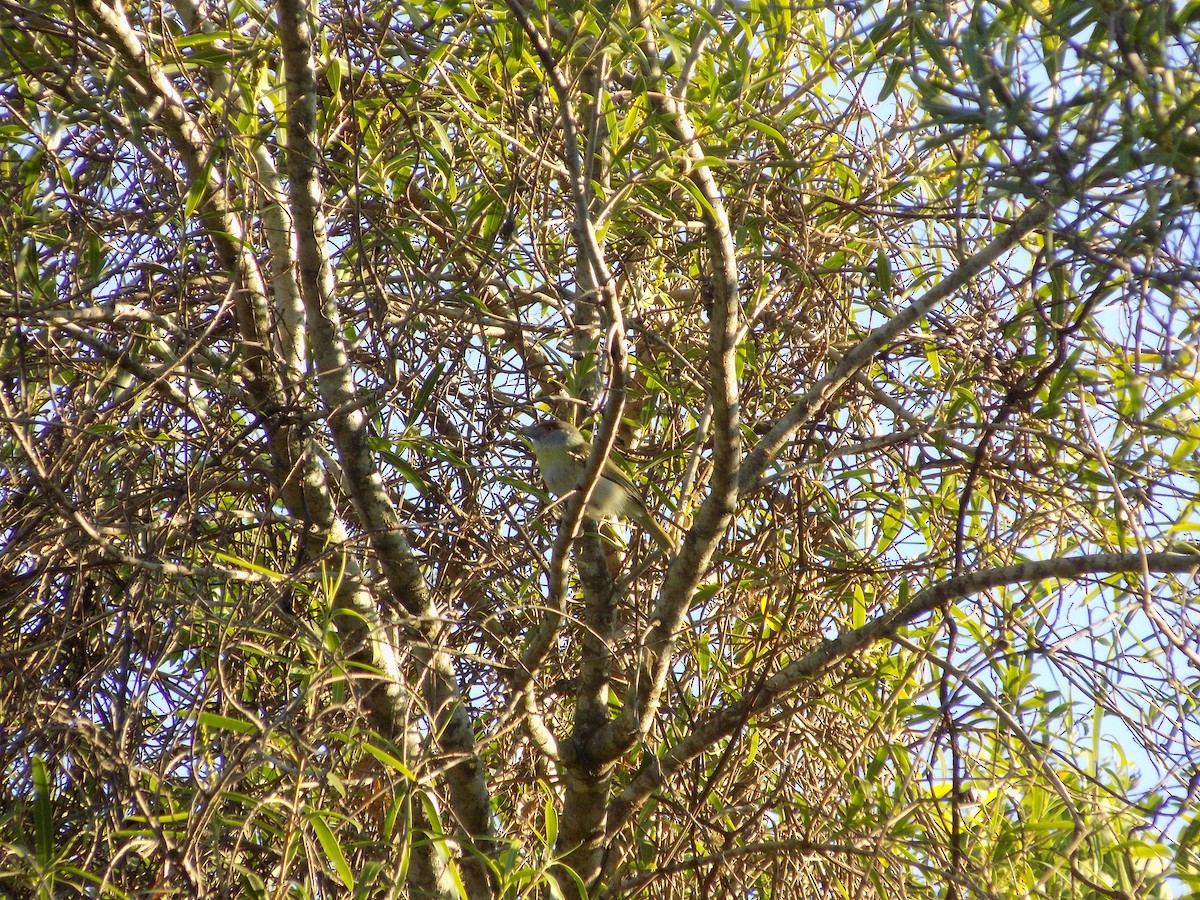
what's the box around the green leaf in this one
[746,118,787,149]
[309,810,354,891]
[197,712,258,734]
[418,793,467,897]
[32,755,53,866]
[674,174,716,219]
[362,741,417,780]
[183,154,215,221]
[913,19,957,79]
[544,797,558,847]
[878,59,905,101]
[877,502,904,552]
[875,248,893,293]
[327,56,347,97]
[213,552,285,580]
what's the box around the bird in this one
[519,419,677,555]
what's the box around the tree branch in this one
[739,200,1053,493]
[607,551,1200,833]
[274,2,495,894]
[605,0,743,759]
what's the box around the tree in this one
[1,0,1198,896]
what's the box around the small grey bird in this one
[519,419,676,554]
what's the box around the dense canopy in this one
[1,0,1198,897]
